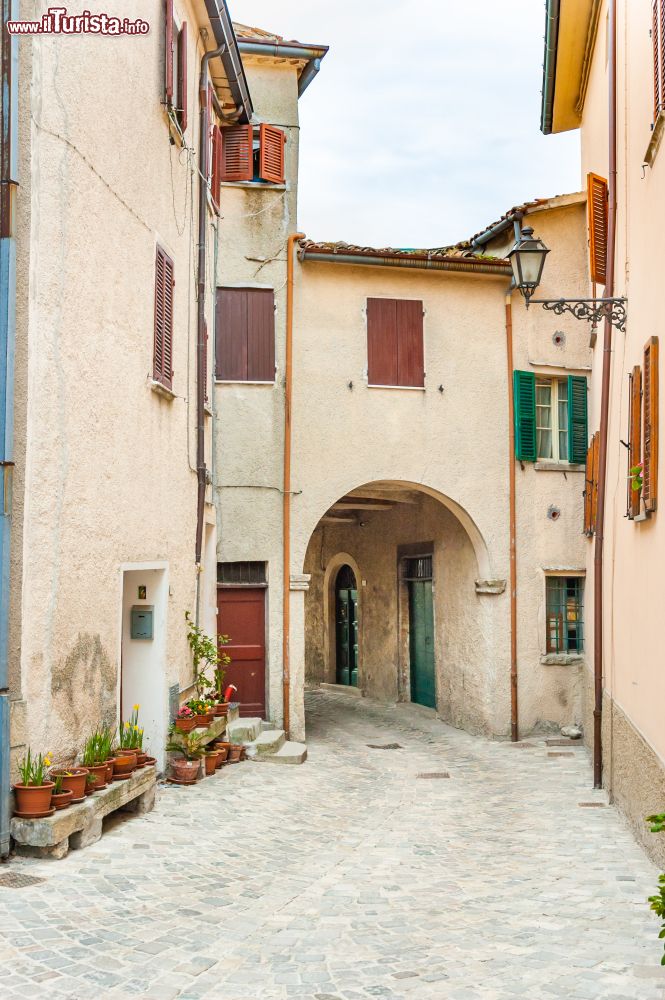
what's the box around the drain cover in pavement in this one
[367,743,403,750]
[0,873,46,889]
[417,772,450,779]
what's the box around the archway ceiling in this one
[322,485,422,523]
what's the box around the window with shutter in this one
[220,125,254,182]
[628,366,642,518]
[643,336,659,512]
[259,124,286,184]
[154,246,174,389]
[164,0,174,107]
[211,125,222,211]
[176,22,188,132]
[203,320,209,404]
[513,371,537,462]
[216,287,275,382]
[587,173,608,286]
[653,1,665,121]
[366,298,424,388]
[567,376,589,464]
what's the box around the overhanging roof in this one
[541,0,601,135]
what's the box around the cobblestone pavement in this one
[1,690,664,1000]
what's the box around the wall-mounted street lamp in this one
[508,226,627,332]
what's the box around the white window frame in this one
[536,377,569,464]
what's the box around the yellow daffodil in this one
[133,704,139,711]
[124,721,130,729]
[133,725,138,731]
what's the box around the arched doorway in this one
[334,565,358,687]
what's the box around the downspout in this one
[195,43,225,623]
[283,232,305,737]
[505,290,519,742]
[0,0,19,857]
[593,0,618,789]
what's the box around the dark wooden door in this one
[217,588,266,718]
[409,579,436,708]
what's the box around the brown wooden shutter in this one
[584,439,594,535]
[654,1,665,120]
[220,125,254,182]
[154,246,174,389]
[587,173,608,286]
[165,0,174,107]
[397,300,424,387]
[203,320,209,403]
[367,299,398,386]
[177,22,187,132]
[643,336,659,512]
[216,288,275,382]
[259,124,285,184]
[629,365,643,518]
[211,125,222,211]
[590,432,600,532]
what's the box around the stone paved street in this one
[1,690,664,1000]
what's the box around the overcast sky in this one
[230,0,580,249]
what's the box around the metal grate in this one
[417,772,450,779]
[403,556,432,581]
[367,743,403,750]
[218,561,267,586]
[0,873,46,889]
[548,752,575,758]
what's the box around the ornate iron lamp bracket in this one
[527,297,627,333]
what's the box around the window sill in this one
[367,384,426,391]
[220,180,287,192]
[540,653,584,666]
[150,379,176,401]
[535,461,585,473]
[215,379,275,386]
[645,111,665,166]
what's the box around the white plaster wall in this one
[11,0,218,766]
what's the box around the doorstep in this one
[11,766,157,859]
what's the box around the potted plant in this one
[204,750,220,776]
[228,744,243,764]
[186,697,213,728]
[13,749,55,818]
[81,731,109,790]
[84,772,98,796]
[51,773,73,811]
[646,812,665,966]
[175,705,197,733]
[49,764,89,802]
[185,611,232,717]
[165,731,205,784]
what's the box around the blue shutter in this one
[513,370,537,462]
[567,376,588,464]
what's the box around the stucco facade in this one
[542,0,665,866]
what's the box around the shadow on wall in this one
[51,633,117,759]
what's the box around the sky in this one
[229,0,580,250]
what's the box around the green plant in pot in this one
[185,611,231,711]
[646,812,665,965]
[81,731,109,790]
[13,749,55,817]
[166,731,206,784]
[51,772,73,811]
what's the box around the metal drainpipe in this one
[593,0,618,789]
[195,43,225,625]
[0,0,19,858]
[505,289,519,742]
[282,232,305,737]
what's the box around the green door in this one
[335,567,359,687]
[409,579,436,708]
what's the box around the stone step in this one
[226,717,263,742]
[254,729,286,755]
[251,741,307,765]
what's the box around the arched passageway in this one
[302,481,501,736]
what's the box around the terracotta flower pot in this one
[50,768,88,803]
[170,758,200,783]
[193,713,213,727]
[112,753,135,777]
[105,760,114,783]
[204,752,219,776]
[88,763,109,790]
[175,718,197,733]
[13,781,54,816]
[144,756,157,767]
[214,747,228,768]
[51,788,73,811]
[229,745,242,763]
[211,703,229,718]
[134,751,148,768]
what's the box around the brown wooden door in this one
[217,588,266,718]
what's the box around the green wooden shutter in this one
[568,375,588,464]
[513,370,536,462]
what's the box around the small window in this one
[546,576,584,654]
[536,378,569,462]
[367,298,424,388]
[164,2,188,134]
[215,287,275,382]
[403,556,433,581]
[220,124,286,185]
[154,246,174,389]
[218,562,267,586]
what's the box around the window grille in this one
[546,577,584,653]
[218,561,267,586]
[403,556,433,581]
